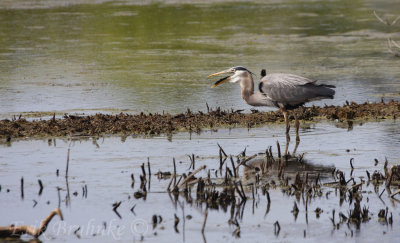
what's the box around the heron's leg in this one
[281,107,291,156]
[292,112,300,155]
[292,135,300,155]
[292,134,300,155]
[282,109,290,135]
[294,113,300,142]
[284,132,290,157]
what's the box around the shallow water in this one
[1,120,400,242]
[1,0,400,242]
[1,0,400,118]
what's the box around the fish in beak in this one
[210,76,231,88]
[208,68,234,88]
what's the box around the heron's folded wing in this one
[259,73,324,106]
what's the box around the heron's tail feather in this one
[302,83,335,99]
[320,84,336,88]
[315,84,335,99]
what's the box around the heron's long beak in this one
[208,69,233,88]
[207,69,232,78]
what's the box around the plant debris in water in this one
[2,143,400,241]
[1,100,399,140]
[159,146,400,240]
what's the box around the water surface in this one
[1,1,400,242]
[1,120,400,242]
[0,0,400,118]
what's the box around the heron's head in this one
[208,66,253,88]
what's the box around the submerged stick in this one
[266,190,271,205]
[238,181,246,201]
[173,176,183,192]
[66,148,70,177]
[112,202,122,219]
[167,174,176,191]
[235,183,246,201]
[173,158,177,187]
[178,165,206,189]
[217,143,227,157]
[390,189,400,198]
[141,163,146,177]
[191,154,195,170]
[230,156,237,178]
[0,208,63,238]
[219,149,223,171]
[147,157,151,177]
[201,208,208,234]
[147,158,151,191]
[131,173,135,188]
[274,221,280,235]
[57,187,61,208]
[386,165,394,187]
[20,177,24,199]
[174,214,180,233]
[38,179,43,196]
[235,154,257,175]
[276,141,281,158]
[379,188,386,198]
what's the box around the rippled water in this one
[0,0,400,118]
[1,1,400,242]
[1,120,400,242]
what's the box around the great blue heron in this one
[208,66,335,135]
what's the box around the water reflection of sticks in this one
[166,145,319,238]
[160,142,400,240]
[4,141,400,241]
[65,148,71,207]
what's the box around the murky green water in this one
[1,0,400,118]
[1,1,400,242]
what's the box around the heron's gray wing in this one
[261,73,315,87]
[259,73,332,107]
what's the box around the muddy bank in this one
[1,100,399,139]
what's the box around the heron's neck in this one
[240,73,255,104]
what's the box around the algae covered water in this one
[1,0,400,242]
[0,0,400,118]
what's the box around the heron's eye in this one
[232,68,236,72]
